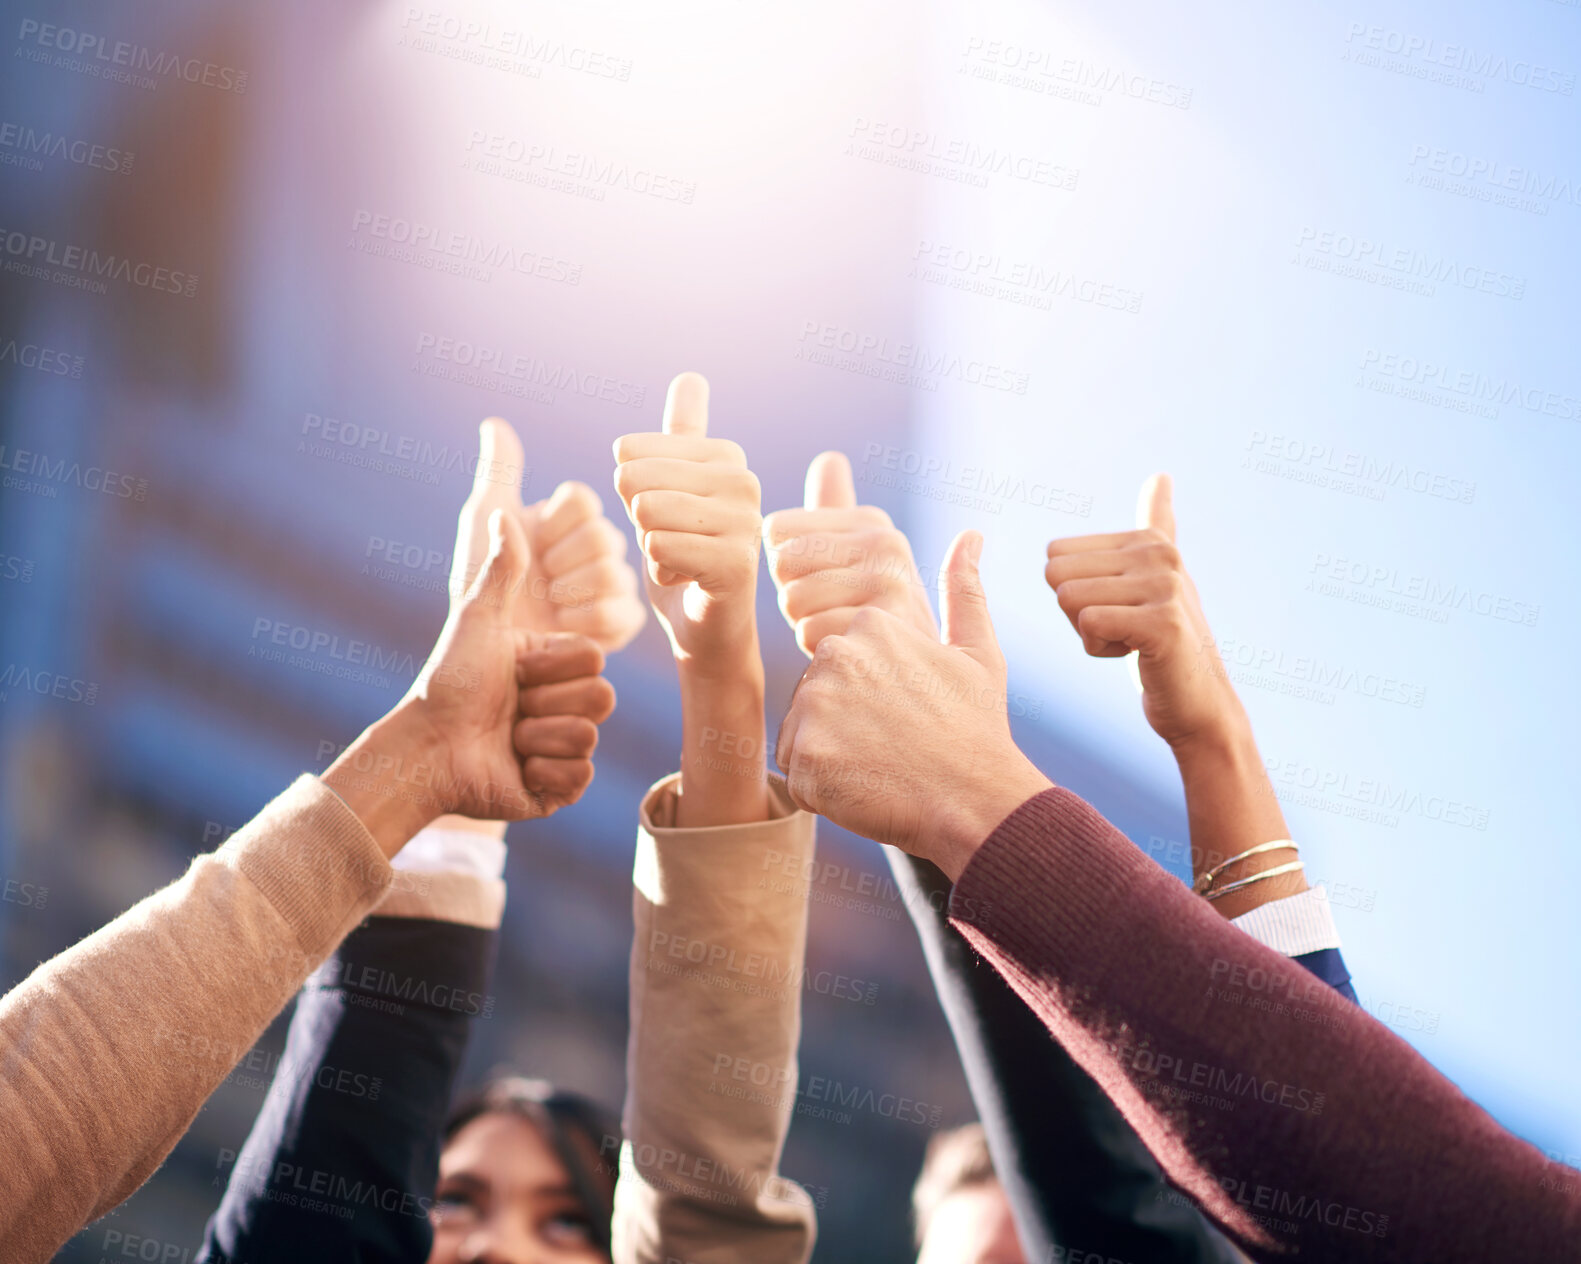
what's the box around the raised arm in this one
[1044,473,1299,919]
[775,532,1580,1263]
[200,417,631,1262]
[0,494,603,1263]
[610,373,817,1264]
[767,457,1242,1260]
[1046,473,1353,992]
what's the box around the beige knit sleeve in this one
[0,775,397,1263]
[612,772,819,1264]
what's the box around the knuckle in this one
[559,480,600,514]
[811,633,845,668]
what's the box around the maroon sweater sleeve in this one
[947,787,1580,1263]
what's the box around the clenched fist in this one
[777,530,1049,879]
[1044,474,1242,750]
[762,450,938,656]
[452,417,646,652]
[327,509,617,849]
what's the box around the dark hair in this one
[443,1075,621,1254]
[911,1122,997,1247]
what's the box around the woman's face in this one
[428,1112,607,1264]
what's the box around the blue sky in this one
[906,0,1581,1164]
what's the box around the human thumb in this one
[662,371,710,437]
[468,507,531,615]
[472,417,527,504]
[1137,472,1175,540]
[939,530,998,659]
[804,450,857,509]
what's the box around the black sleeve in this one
[199,915,497,1263]
[1293,946,1358,1003]
[887,848,1245,1264]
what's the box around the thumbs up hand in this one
[1043,474,1241,750]
[451,417,646,652]
[612,373,764,671]
[777,530,1050,879]
[762,451,938,656]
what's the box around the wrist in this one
[1170,712,1302,915]
[1166,704,1255,763]
[675,638,770,828]
[932,754,1053,884]
[676,633,766,691]
[323,703,446,860]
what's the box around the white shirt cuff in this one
[391,827,507,883]
[1231,885,1343,957]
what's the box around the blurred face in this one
[916,1179,1027,1264]
[428,1112,606,1264]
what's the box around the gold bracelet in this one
[1202,860,1306,902]
[1192,840,1297,895]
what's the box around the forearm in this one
[675,646,770,827]
[949,787,1578,1263]
[1173,714,1306,920]
[203,915,496,1263]
[616,776,816,1264]
[887,849,1241,1264]
[323,703,446,858]
[0,778,393,1263]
